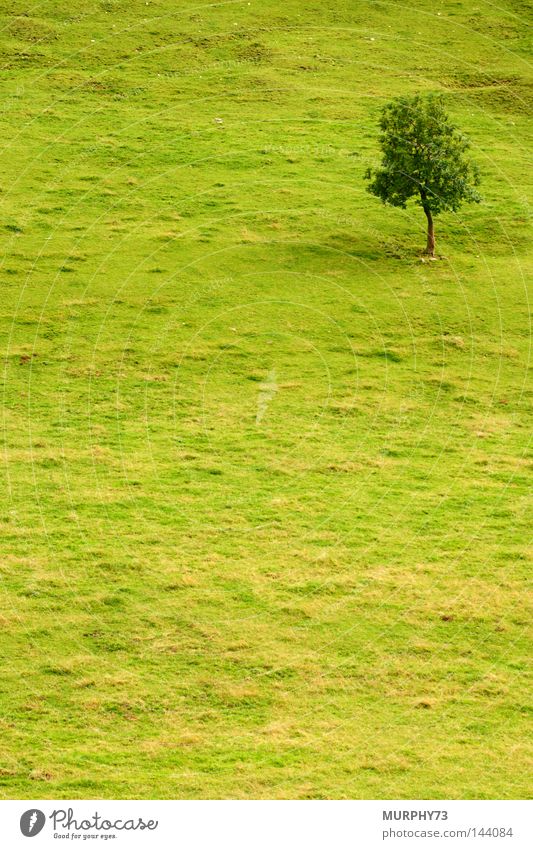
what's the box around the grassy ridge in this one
[0,0,531,798]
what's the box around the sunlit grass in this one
[0,0,531,799]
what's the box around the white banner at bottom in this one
[0,800,530,848]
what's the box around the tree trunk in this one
[422,203,435,257]
[424,206,435,257]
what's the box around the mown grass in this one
[0,0,531,799]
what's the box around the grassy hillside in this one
[0,0,531,799]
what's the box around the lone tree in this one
[365,93,481,257]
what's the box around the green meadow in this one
[0,0,531,799]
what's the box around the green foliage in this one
[366,94,481,215]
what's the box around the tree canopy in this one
[365,93,481,255]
